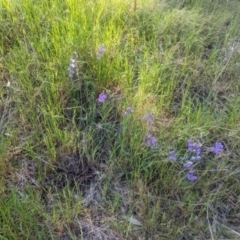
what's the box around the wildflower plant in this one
[67,52,79,79]
[211,141,224,154]
[142,113,154,124]
[187,139,202,160]
[183,161,193,169]
[146,133,157,147]
[169,150,177,161]
[97,92,107,103]
[169,140,224,182]
[187,170,198,182]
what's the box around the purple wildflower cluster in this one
[187,170,198,182]
[146,133,157,147]
[142,113,154,124]
[211,141,224,153]
[187,140,201,160]
[97,92,107,103]
[169,139,224,182]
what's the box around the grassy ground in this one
[1,0,240,239]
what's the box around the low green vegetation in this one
[1,0,240,239]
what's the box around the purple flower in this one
[196,143,201,156]
[124,107,134,116]
[143,113,154,124]
[96,44,106,58]
[183,161,193,168]
[191,155,201,161]
[186,170,198,182]
[196,155,201,160]
[211,141,224,154]
[97,92,107,103]
[188,140,194,152]
[169,150,177,161]
[146,133,157,147]
[187,140,202,159]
